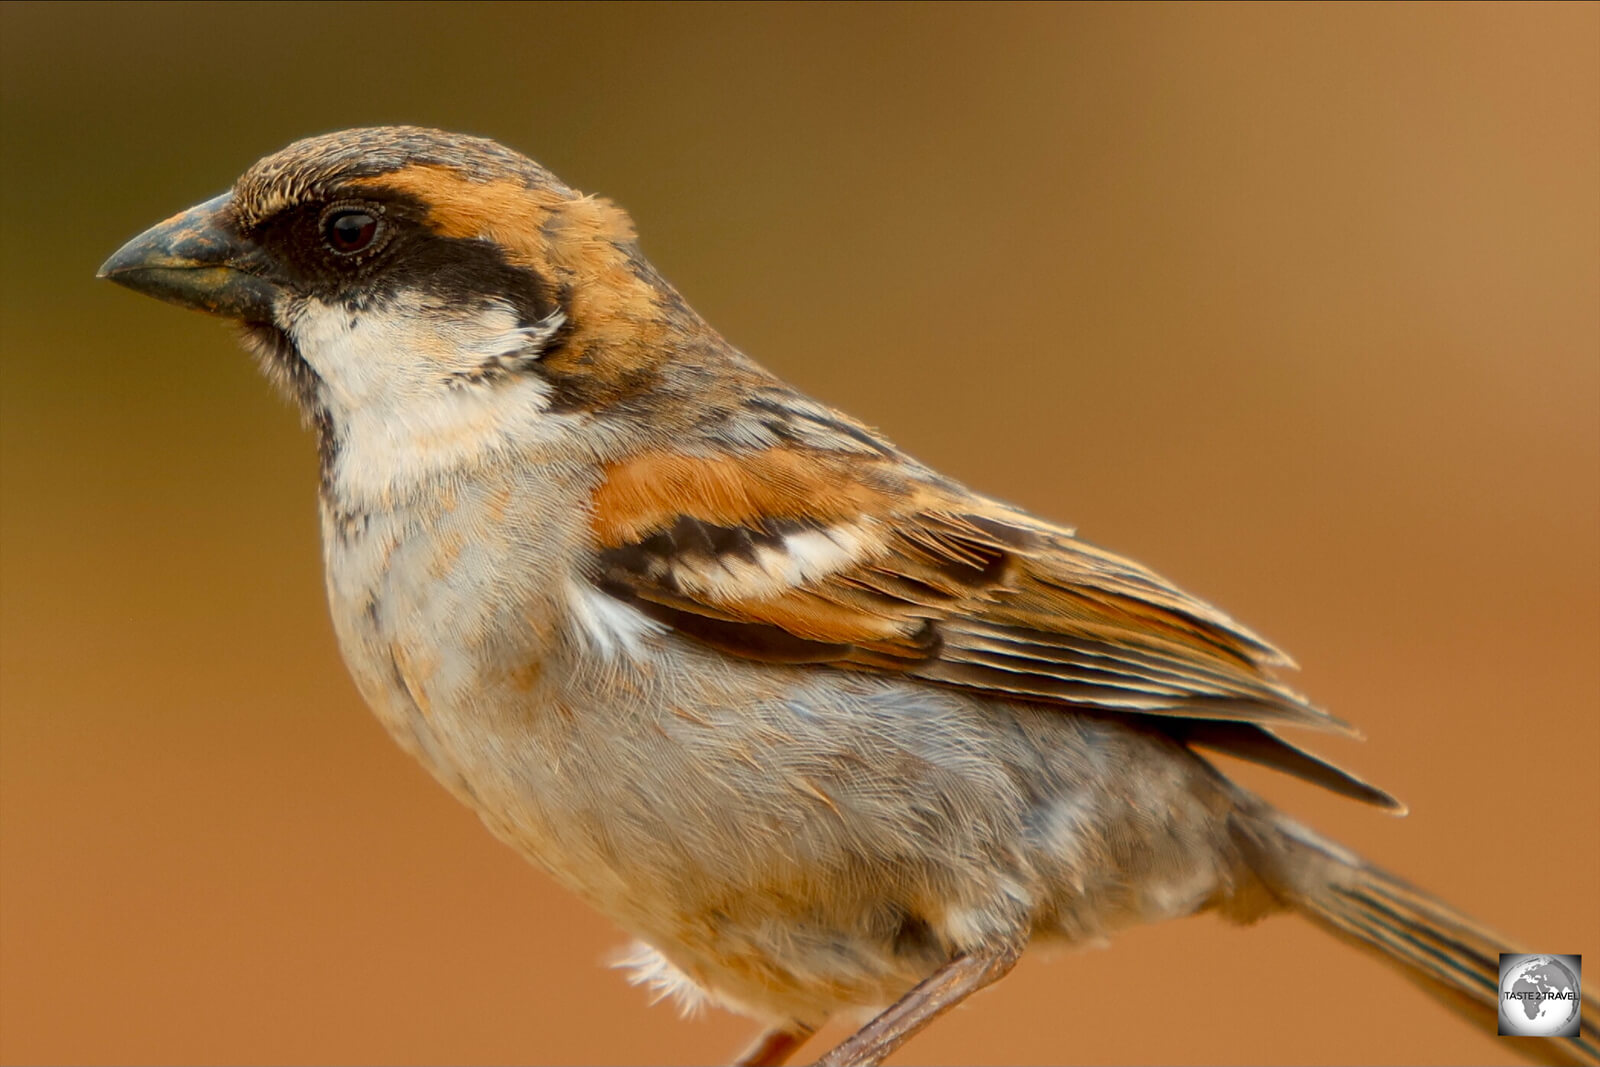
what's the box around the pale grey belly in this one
[330,566,1242,1025]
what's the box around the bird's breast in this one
[316,463,594,807]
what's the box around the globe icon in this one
[1499,955,1582,1037]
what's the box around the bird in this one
[99,126,1595,1066]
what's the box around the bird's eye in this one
[324,209,379,254]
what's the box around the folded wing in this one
[587,441,1399,810]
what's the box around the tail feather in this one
[1233,809,1598,1066]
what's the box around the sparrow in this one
[99,127,1597,1066]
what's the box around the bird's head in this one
[100,127,724,492]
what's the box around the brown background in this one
[2,3,1595,1064]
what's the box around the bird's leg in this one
[733,1025,814,1067]
[811,943,1024,1067]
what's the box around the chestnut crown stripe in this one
[351,164,638,271]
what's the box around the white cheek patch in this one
[455,306,566,365]
[283,293,574,505]
[287,292,548,406]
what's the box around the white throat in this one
[283,292,575,508]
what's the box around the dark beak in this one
[98,193,282,321]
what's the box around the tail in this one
[1232,806,1599,1066]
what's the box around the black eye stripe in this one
[251,190,566,364]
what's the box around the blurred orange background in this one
[1,3,1595,1064]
